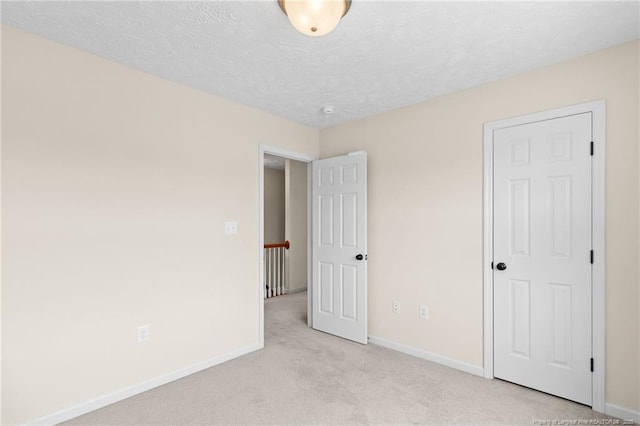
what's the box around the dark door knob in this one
[355,254,364,261]
[496,262,507,271]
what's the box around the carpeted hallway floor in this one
[65,291,614,425]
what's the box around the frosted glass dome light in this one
[278,0,351,37]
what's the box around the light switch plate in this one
[419,305,429,320]
[225,221,238,235]
[137,325,149,343]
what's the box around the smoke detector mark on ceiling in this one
[322,105,335,114]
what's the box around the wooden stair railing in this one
[264,240,289,298]
[264,241,290,250]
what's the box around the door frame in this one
[258,145,317,348]
[482,100,606,412]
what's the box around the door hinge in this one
[590,141,594,156]
[590,250,594,264]
[590,358,594,372]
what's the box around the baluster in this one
[276,247,281,296]
[274,247,278,297]
[280,246,284,295]
[268,248,273,298]
[265,248,269,298]
[270,248,275,297]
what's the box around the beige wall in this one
[1,26,319,425]
[285,159,308,293]
[264,168,285,244]
[320,41,640,412]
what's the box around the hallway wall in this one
[285,159,308,293]
[264,168,285,244]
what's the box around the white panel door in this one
[493,113,592,405]
[312,153,367,344]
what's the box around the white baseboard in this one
[28,342,263,426]
[284,287,307,295]
[369,335,640,421]
[367,335,484,377]
[605,403,640,423]
[23,336,638,425]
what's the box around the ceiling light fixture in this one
[278,0,351,37]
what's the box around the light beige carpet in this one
[65,292,615,425]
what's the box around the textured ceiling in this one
[2,1,639,128]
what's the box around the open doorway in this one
[263,154,308,297]
[258,146,316,348]
[263,154,287,299]
[260,147,369,347]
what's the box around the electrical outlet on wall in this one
[224,221,238,235]
[392,300,400,314]
[419,305,429,320]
